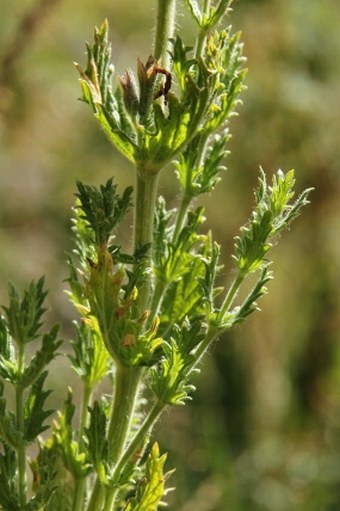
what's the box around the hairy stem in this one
[219,271,245,318]
[154,0,177,68]
[134,169,159,254]
[172,194,191,244]
[16,346,26,508]
[194,0,211,58]
[191,272,246,368]
[173,133,209,243]
[86,481,103,511]
[87,366,142,511]
[72,383,92,511]
[72,477,87,511]
[103,400,165,510]
[191,325,219,370]
[113,400,165,482]
[134,168,160,312]
[107,366,142,461]
[148,280,168,324]
[79,382,92,450]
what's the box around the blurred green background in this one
[0,0,339,510]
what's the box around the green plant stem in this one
[190,272,246,369]
[87,366,142,511]
[72,477,86,511]
[72,383,92,511]
[113,400,165,482]
[219,271,245,318]
[193,326,219,370]
[154,0,176,68]
[16,346,26,508]
[90,2,178,508]
[148,280,167,324]
[103,400,165,511]
[203,0,211,15]
[195,0,210,58]
[86,481,103,511]
[104,366,142,507]
[134,167,160,312]
[173,133,208,244]
[16,388,26,508]
[103,490,116,511]
[134,168,159,254]
[172,194,191,243]
[79,382,92,450]
[107,366,142,460]
[195,27,208,59]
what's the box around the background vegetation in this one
[0,0,339,510]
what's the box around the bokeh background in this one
[0,0,339,510]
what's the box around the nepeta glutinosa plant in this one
[0,1,312,510]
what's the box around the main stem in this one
[86,366,142,511]
[134,168,159,312]
[90,2,177,508]
[88,168,160,511]
[107,366,142,461]
[102,366,143,510]
[154,0,176,68]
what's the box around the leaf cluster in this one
[234,169,313,275]
[0,280,61,509]
[76,12,245,174]
[75,178,133,247]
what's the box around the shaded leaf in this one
[0,444,19,511]
[24,371,53,443]
[84,400,109,483]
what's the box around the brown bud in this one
[119,69,139,116]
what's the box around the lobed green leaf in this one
[27,446,58,510]
[234,169,312,275]
[123,443,173,511]
[150,318,203,406]
[50,390,91,479]
[70,321,109,388]
[0,396,24,449]
[21,325,62,388]
[75,178,133,247]
[24,371,53,444]
[3,278,47,346]
[0,444,19,511]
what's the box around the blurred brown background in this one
[0,1,339,510]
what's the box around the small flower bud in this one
[119,69,139,117]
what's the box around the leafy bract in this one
[234,169,313,275]
[76,19,245,174]
[123,443,173,511]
